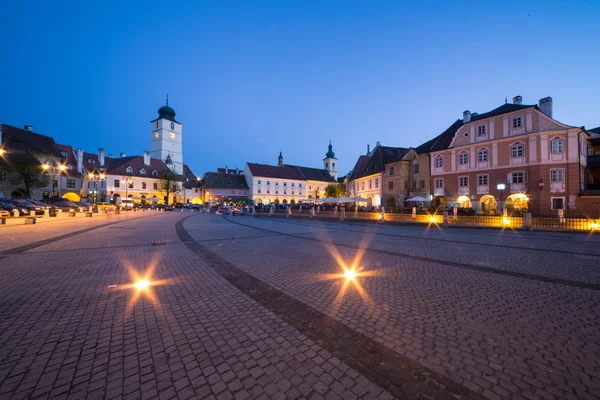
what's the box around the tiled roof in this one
[1,124,61,157]
[55,143,81,177]
[283,165,336,182]
[246,163,304,180]
[590,127,600,134]
[415,103,537,154]
[216,167,243,175]
[182,164,199,189]
[106,156,182,181]
[202,172,249,189]
[348,146,409,181]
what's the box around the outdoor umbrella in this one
[406,196,429,202]
[352,197,368,202]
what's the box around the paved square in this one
[0,212,599,399]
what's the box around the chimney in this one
[376,141,380,147]
[539,96,553,118]
[463,110,471,123]
[108,153,113,158]
[120,152,126,158]
[98,148,105,167]
[367,144,370,155]
[513,95,523,105]
[24,125,33,131]
[143,150,151,166]
[235,167,239,174]
[76,148,84,173]
[225,166,228,174]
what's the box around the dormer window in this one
[140,168,146,175]
[61,151,67,157]
[126,166,133,173]
[152,170,158,177]
[67,164,72,170]
[512,117,522,128]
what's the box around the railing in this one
[531,216,599,231]
[447,215,522,229]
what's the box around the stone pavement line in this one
[253,215,598,257]
[0,216,148,255]
[227,216,600,291]
[176,215,485,400]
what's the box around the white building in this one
[243,145,338,204]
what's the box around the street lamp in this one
[0,148,5,156]
[496,183,506,214]
[123,176,133,201]
[538,178,544,190]
[88,172,106,203]
[42,161,66,216]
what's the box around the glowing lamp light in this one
[429,216,436,223]
[42,164,49,170]
[343,269,357,281]
[88,173,94,179]
[59,165,66,171]
[100,173,106,179]
[503,217,510,225]
[133,280,150,290]
[0,148,5,155]
[591,222,599,230]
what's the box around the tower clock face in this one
[169,132,176,140]
[154,131,159,138]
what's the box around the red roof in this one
[246,163,304,180]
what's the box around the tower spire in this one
[166,94,169,106]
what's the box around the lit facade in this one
[423,96,590,215]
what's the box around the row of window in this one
[387,180,426,190]
[353,178,379,192]
[435,139,565,168]
[211,190,248,195]
[469,117,521,138]
[388,164,420,176]
[257,189,302,195]
[434,169,565,188]
[256,180,302,188]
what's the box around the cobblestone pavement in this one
[0,213,598,400]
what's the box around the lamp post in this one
[538,178,544,190]
[88,172,106,203]
[123,176,133,202]
[496,183,506,215]
[42,161,66,216]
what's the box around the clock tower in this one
[150,98,183,175]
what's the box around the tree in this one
[324,183,346,198]
[157,168,180,204]
[6,151,51,198]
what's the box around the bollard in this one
[340,207,345,222]
[443,210,449,227]
[412,207,416,219]
[354,204,358,216]
[558,209,565,223]
[269,206,274,217]
[317,206,320,214]
[29,210,36,217]
[286,207,292,218]
[85,212,93,217]
[25,217,36,225]
[252,206,255,216]
[522,212,532,230]
[310,207,315,219]
[379,208,385,224]
[68,208,76,217]
[13,209,19,218]
[44,209,50,218]
[334,205,338,216]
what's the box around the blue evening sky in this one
[1,0,599,177]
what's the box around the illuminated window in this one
[126,166,133,173]
[128,181,134,189]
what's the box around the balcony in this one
[587,155,600,167]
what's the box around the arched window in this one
[152,170,158,177]
[139,168,146,175]
[434,155,443,168]
[477,148,488,162]
[550,137,564,153]
[458,151,468,165]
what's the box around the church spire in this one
[166,94,169,106]
[278,151,283,166]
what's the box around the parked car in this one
[14,200,45,215]
[189,204,202,210]
[48,200,76,212]
[0,209,10,218]
[163,205,174,211]
[96,202,117,211]
[0,202,27,216]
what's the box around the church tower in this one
[150,97,183,175]
[323,140,338,180]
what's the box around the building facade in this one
[201,172,249,203]
[244,148,336,204]
[423,96,590,215]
